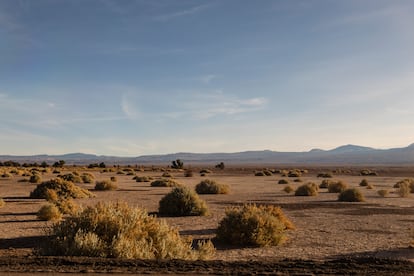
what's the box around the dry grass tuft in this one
[41,201,214,260]
[377,189,389,198]
[0,198,5,208]
[216,204,294,247]
[134,176,153,182]
[327,181,348,193]
[283,185,294,193]
[150,178,182,187]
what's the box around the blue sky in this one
[1,0,413,156]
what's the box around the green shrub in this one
[30,178,94,199]
[158,187,208,217]
[216,204,294,247]
[359,179,369,187]
[278,179,289,184]
[338,188,365,202]
[327,181,348,193]
[95,180,117,191]
[295,183,318,196]
[37,204,62,221]
[29,174,42,184]
[377,189,389,198]
[195,179,230,194]
[40,201,214,260]
[150,179,181,187]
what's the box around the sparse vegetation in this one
[134,176,153,182]
[195,179,230,194]
[199,169,212,174]
[317,173,333,178]
[295,183,318,196]
[278,179,289,184]
[184,170,194,177]
[396,181,411,198]
[29,174,42,184]
[30,178,94,199]
[338,188,365,202]
[216,204,294,247]
[171,159,184,169]
[360,169,378,176]
[81,173,95,183]
[95,180,118,191]
[58,173,82,183]
[40,201,214,260]
[162,172,172,178]
[158,187,208,217]
[319,179,334,189]
[150,179,182,187]
[0,198,5,208]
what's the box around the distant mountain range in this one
[1,144,414,165]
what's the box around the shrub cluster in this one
[37,204,62,221]
[319,179,335,189]
[295,183,318,196]
[30,178,94,199]
[195,179,230,194]
[134,176,153,182]
[58,173,82,183]
[40,201,215,260]
[216,204,294,247]
[158,187,208,217]
[29,174,42,184]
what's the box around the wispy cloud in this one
[121,90,268,121]
[199,74,216,84]
[154,4,209,21]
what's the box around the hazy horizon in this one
[1,0,414,156]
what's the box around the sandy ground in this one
[0,165,413,274]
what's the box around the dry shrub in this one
[216,204,294,247]
[110,176,117,182]
[134,176,153,182]
[338,188,365,202]
[317,173,333,178]
[293,178,303,183]
[288,170,301,177]
[95,180,117,191]
[366,184,374,189]
[359,179,369,187]
[30,178,94,199]
[394,179,414,193]
[278,179,289,184]
[199,169,212,174]
[377,189,389,198]
[159,187,208,217]
[319,179,335,189]
[254,171,265,176]
[58,173,82,183]
[162,172,172,178]
[184,170,194,177]
[195,179,230,194]
[37,204,62,221]
[150,179,181,187]
[0,198,5,208]
[263,170,273,176]
[1,172,12,178]
[45,189,59,202]
[81,173,95,183]
[283,185,294,193]
[295,183,318,196]
[327,181,348,193]
[396,181,411,198]
[29,174,42,184]
[41,201,214,260]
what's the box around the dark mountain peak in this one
[330,144,374,153]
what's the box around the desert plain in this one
[0,164,414,275]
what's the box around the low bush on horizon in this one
[216,204,295,247]
[158,187,208,217]
[195,179,230,194]
[30,178,94,199]
[338,188,365,202]
[40,201,215,260]
[150,179,182,188]
[295,183,318,196]
[95,180,118,191]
